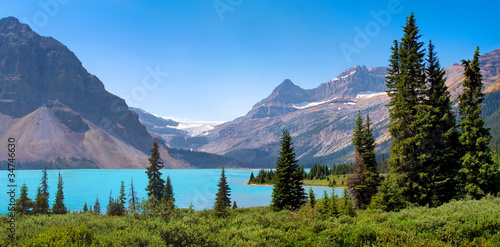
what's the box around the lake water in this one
[0,169,343,214]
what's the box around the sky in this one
[1,0,499,121]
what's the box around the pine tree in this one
[340,188,355,216]
[161,175,175,210]
[94,197,101,215]
[129,178,139,213]
[319,190,330,216]
[52,173,67,214]
[271,130,306,211]
[146,142,165,206]
[421,40,461,205]
[308,188,316,209]
[118,181,126,215]
[331,190,339,217]
[348,112,381,209]
[14,183,33,215]
[107,190,112,214]
[33,168,50,214]
[385,13,433,205]
[458,47,500,198]
[33,187,48,214]
[214,167,231,217]
[83,202,88,212]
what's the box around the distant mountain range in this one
[1,16,499,169]
[140,50,500,168]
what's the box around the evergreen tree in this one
[146,142,165,206]
[14,183,33,215]
[118,181,126,215]
[161,175,175,210]
[370,174,407,212]
[331,190,339,217]
[385,13,436,205]
[33,168,49,214]
[348,112,381,209]
[94,197,101,215]
[214,167,231,217]
[33,187,48,214]
[232,201,238,209]
[308,188,316,209]
[107,190,112,214]
[340,188,355,216]
[129,178,139,213]
[319,190,330,216]
[271,130,306,211]
[458,47,500,198]
[83,202,88,212]
[420,40,461,205]
[52,173,67,214]
[33,168,50,214]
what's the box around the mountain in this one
[141,50,499,168]
[0,17,190,169]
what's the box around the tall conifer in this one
[214,167,231,217]
[271,130,306,211]
[146,142,165,205]
[15,183,33,215]
[52,173,67,214]
[458,47,500,198]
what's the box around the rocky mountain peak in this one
[0,17,174,167]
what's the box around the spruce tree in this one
[308,188,316,209]
[129,178,138,213]
[52,173,67,214]
[331,190,339,217]
[33,187,48,214]
[214,167,231,217]
[161,175,175,210]
[83,202,88,212]
[421,40,461,205]
[348,112,381,209]
[94,197,101,215]
[118,181,126,215]
[458,47,500,198]
[319,190,330,216]
[232,201,238,209]
[33,168,50,214]
[14,183,33,215]
[271,130,306,211]
[385,13,435,205]
[146,142,165,206]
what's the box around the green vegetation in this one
[145,142,165,205]
[247,169,275,184]
[458,47,500,198]
[347,111,381,209]
[271,130,306,211]
[214,167,232,217]
[52,173,67,214]
[2,196,499,246]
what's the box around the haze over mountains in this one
[1,16,499,169]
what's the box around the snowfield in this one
[355,91,386,99]
[160,117,226,136]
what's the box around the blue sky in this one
[1,0,499,121]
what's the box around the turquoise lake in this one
[0,169,343,214]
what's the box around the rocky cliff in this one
[0,17,188,168]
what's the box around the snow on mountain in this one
[292,99,331,109]
[161,117,226,136]
[355,91,387,99]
